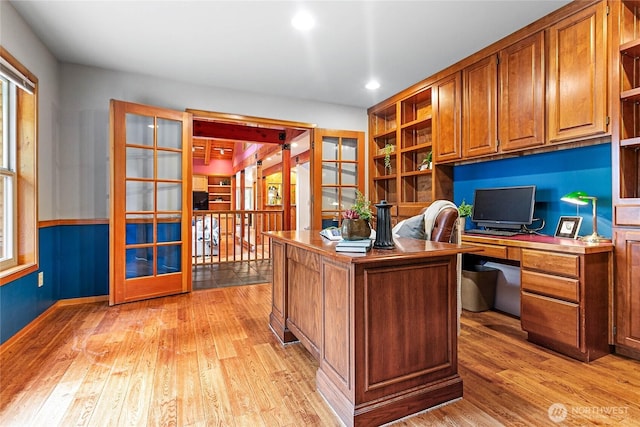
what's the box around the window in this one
[0,74,17,269]
[0,47,38,283]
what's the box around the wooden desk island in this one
[266,231,477,427]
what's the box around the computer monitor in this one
[193,191,209,211]
[471,185,536,231]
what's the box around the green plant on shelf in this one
[419,151,433,170]
[383,143,394,174]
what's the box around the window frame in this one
[1,75,18,270]
[0,47,38,284]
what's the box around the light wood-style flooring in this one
[1,283,639,426]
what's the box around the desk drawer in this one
[470,243,508,259]
[521,292,579,348]
[521,270,579,303]
[521,249,579,278]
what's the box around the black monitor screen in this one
[193,191,209,210]
[471,185,536,230]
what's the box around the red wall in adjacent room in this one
[193,159,233,175]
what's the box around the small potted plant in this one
[457,199,473,237]
[341,190,372,240]
[419,151,433,171]
[458,199,473,218]
[383,143,394,174]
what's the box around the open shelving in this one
[369,86,446,219]
[207,175,233,211]
[618,0,640,199]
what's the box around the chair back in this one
[419,206,459,242]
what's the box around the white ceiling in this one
[11,0,571,109]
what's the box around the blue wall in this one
[0,224,109,344]
[453,143,612,238]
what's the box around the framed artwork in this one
[555,216,582,239]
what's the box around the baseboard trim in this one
[0,295,108,356]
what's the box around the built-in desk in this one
[462,233,614,362]
[267,230,477,427]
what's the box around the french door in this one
[109,100,192,305]
[312,129,365,230]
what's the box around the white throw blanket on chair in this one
[422,200,458,242]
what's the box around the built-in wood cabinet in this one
[614,229,640,358]
[433,72,462,163]
[462,55,498,158]
[399,89,434,211]
[612,0,640,361]
[207,175,233,211]
[498,32,545,152]
[616,0,640,204]
[193,175,208,192]
[547,1,608,143]
[370,104,398,210]
[369,84,453,219]
[368,0,608,217]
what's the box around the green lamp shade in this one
[561,191,589,206]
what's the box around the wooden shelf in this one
[372,128,397,140]
[621,87,640,102]
[401,169,432,177]
[203,175,233,211]
[372,175,396,181]
[400,143,431,154]
[620,137,640,148]
[620,38,640,57]
[400,116,432,130]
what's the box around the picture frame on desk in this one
[555,216,582,239]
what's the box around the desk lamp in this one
[561,191,611,243]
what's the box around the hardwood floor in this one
[1,284,639,426]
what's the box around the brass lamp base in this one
[580,233,612,243]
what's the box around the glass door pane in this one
[313,129,365,229]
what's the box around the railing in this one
[191,209,284,265]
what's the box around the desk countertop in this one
[462,232,613,255]
[265,230,479,263]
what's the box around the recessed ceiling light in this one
[366,80,381,90]
[292,11,315,31]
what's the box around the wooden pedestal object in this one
[268,231,475,426]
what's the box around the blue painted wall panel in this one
[56,225,109,299]
[453,144,612,237]
[0,224,109,345]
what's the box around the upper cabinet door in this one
[463,55,498,158]
[499,32,545,152]
[433,72,462,162]
[547,2,607,143]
